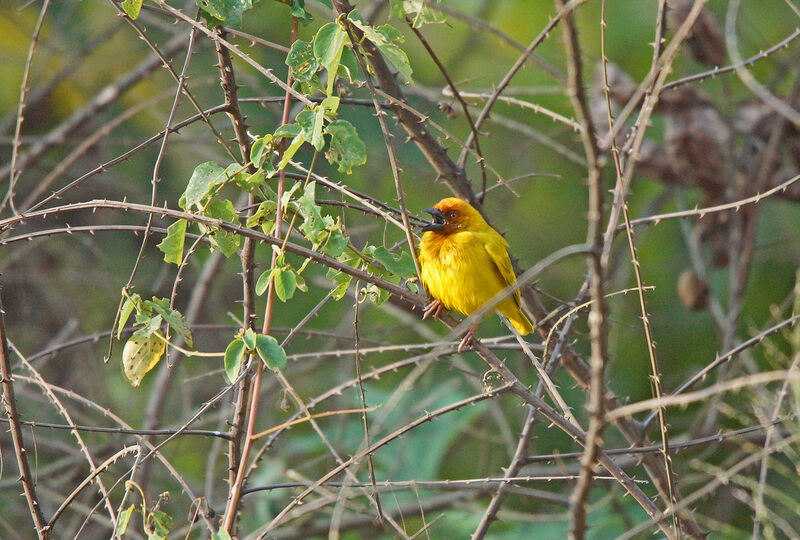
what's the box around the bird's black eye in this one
[448,211,458,220]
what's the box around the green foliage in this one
[117,294,193,386]
[286,40,318,83]
[373,246,415,276]
[116,505,135,535]
[390,0,447,27]
[179,162,228,211]
[348,10,413,82]
[314,22,348,96]
[224,338,247,383]
[157,219,187,265]
[194,0,252,27]
[147,509,172,539]
[255,334,287,370]
[224,329,287,382]
[121,0,142,19]
[324,120,367,174]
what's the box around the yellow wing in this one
[483,234,534,334]
[483,235,521,306]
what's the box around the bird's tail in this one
[506,309,534,335]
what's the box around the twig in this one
[3,0,52,215]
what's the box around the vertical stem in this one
[551,1,607,538]
[221,17,298,534]
[0,286,48,538]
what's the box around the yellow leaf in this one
[122,333,165,387]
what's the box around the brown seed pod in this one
[677,269,710,311]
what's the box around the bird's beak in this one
[422,208,446,232]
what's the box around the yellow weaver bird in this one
[418,197,534,351]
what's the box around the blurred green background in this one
[2,0,800,537]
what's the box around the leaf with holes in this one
[123,331,166,387]
[286,40,318,83]
[324,120,366,174]
[203,199,240,257]
[326,267,352,300]
[194,0,253,26]
[179,162,228,210]
[150,298,193,348]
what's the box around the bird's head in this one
[421,197,483,235]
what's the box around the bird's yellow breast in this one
[418,230,510,318]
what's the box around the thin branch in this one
[0,286,48,537]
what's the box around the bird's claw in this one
[422,299,443,320]
[457,327,476,353]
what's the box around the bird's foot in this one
[422,299,443,320]
[457,326,477,353]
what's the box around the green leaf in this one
[390,0,446,26]
[290,0,313,23]
[123,331,166,387]
[121,0,143,19]
[326,267,352,300]
[389,0,404,18]
[255,334,287,370]
[116,505,135,536]
[337,47,358,83]
[211,532,232,540]
[363,282,391,306]
[179,162,227,210]
[250,135,273,168]
[321,96,340,115]
[118,293,140,339]
[224,338,246,383]
[324,120,367,174]
[150,300,193,348]
[148,509,172,537]
[313,22,347,95]
[408,0,447,27]
[255,268,274,296]
[194,0,253,26]
[294,272,308,292]
[157,219,187,265]
[377,42,413,83]
[297,182,326,238]
[278,134,305,170]
[348,13,413,82]
[286,40,318,83]
[322,228,348,257]
[247,200,277,229]
[204,198,238,221]
[242,328,257,350]
[274,268,297,302]
[235,171,266,195]
[134,314,163,338]
[312,106,325,150]
[209,231,240,257]
[203,199,240,257]
[373,246,416,276]
[274,123,302,139]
